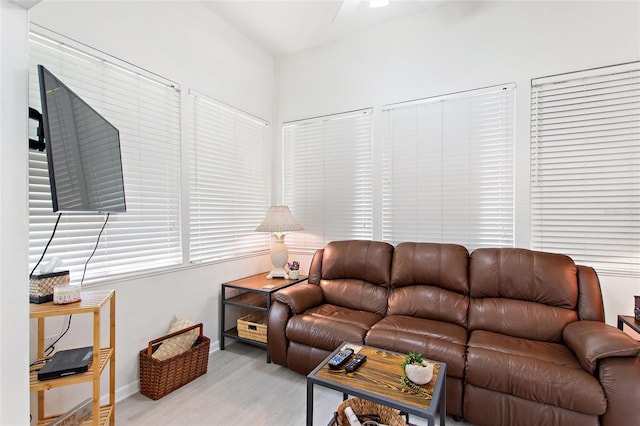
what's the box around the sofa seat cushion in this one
[466,330,607,415]
[286,304,382,351]
[365,315,467,378]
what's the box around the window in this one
[29,31,182,283]
[188,91,271,263]
[283,109,373,251]
[382,85,515,249]
[531,62,640,277]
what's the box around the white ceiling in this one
[202,0,443,56]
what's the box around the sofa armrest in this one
[600,356,640,426]
[275,283,324,314]
[563,320,640,374]
[267,300,291,366]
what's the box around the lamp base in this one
[266,267,289,279]
[266,233,289,279]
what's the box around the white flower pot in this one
[405,362,434,385]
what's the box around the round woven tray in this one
[335,397,407,426]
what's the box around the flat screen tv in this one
[38,65,126,213]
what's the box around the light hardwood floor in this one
[116,343,472,425]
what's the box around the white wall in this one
[0,2,31,424]
[30,0,274,118]
[22,0,276,414]
[275,1,640,325]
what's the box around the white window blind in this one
[188,91,271,263]
[283,109,373,251]
[531,62,640,277]
[29,31,182,283]
[382,85,515,249]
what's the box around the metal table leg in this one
[306,380,314,426]
[219,285,226,350]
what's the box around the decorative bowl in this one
[405,362,434,385]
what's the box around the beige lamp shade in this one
[255,206,303,233]
[256,206,303,279]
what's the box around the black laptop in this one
[37,346,93,381]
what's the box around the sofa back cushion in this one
[388,242,470,327]
[469,248,579,343]
[310,240,394,316]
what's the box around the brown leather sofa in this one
[268,240,640,426]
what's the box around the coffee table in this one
[306,343,446,426]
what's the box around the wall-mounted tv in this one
[38,65,126,213]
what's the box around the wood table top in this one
[222,272,307,292]
[310,343,445,415]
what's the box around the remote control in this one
[344,354,367,373]
[328,348,354,369]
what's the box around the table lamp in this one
[255,206,303,279]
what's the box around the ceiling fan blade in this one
[332,0,362,23]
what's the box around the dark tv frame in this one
[37,65,126,214]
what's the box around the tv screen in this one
[38,65,126,213]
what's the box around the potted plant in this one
[287,261,300,279]
[400,351,433,395]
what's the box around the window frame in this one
[28,30,183,285]
[381,84,516,250]
[187,89,272,264]
[282,108,374,252]
[530,62,640,277]
[27,29,274,286]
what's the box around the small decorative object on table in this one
[401,351,434,395]
[635,295,640,322]
[53,284,81,305]
[29,270,70,304]
[287,260,300,279]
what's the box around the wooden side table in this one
[30,290,115,425]
[618,315,640,340]
[220,272,306,362]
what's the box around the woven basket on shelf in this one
[237,311,268,343]
[334,397,407,426]
[139,323,210,400]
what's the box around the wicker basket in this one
[139,323,210,400]
[331,397,408,426]
[237,311,268,343]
